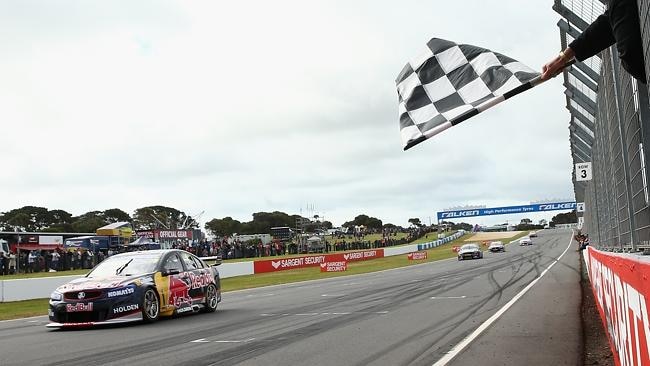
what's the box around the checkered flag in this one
[396,38,542,150]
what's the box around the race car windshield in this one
[87,255,160,277]
[460,244,478,250]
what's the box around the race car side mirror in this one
[211,256,222,267]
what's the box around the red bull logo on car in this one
[66,303,93,312]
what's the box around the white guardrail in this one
[0,231,465,302]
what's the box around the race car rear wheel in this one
[142,288,160,323]
[203,284,218,313]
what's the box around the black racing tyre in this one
[203,284,218,313]
[142,288,160,323]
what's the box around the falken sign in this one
[437,202,577,220]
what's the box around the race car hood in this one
[55,274,152,293]
[458,248,479,255]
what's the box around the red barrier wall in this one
[253,249,384,273]
[586,247,650,366]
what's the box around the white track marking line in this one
[213,338,255,343]
[0,315,47,323]
[432,232,573,366]
[191,338,210,343]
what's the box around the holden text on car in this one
[47,249,221,328]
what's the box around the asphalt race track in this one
[0,229,574,366]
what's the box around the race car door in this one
[178,251,208,306]
[160,252,192,312]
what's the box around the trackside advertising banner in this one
[320,261,348,272]
[407,252,427,260]
[437,202,576,220]
[586,247,650,366]
[254,250,384,273]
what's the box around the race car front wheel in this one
[203,284,218,313]
[142,288,160,323]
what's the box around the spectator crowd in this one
[0,225,441,275]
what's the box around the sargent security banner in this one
[437,202,576,220]
[253,250,384,273]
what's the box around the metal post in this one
[610,50,639,251]
[15,232,19,274]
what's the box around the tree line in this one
[0,205,577,238]
[0,205,199,233]
[0,206,394,237]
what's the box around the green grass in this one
[0,298,50,320]
[408,232,440,244]
[222,233,461,291]
[0,233,468,320]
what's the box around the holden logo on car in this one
[77,292,86,300]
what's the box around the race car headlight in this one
[50,291,63,301]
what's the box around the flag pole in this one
[404,60,576,151]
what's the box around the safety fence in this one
[554,0,650,251]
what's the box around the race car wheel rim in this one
[206,285,218,309]
[144,289,159,319]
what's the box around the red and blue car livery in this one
[47,249,221,328]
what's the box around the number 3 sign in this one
[575,162,592,181]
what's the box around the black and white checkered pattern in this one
[396,38,539,150]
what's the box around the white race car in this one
[519,236,533,246]
[488,241,505,252]
[457,243,483,260]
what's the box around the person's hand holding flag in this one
[541,47,576,80]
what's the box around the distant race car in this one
[458,243,483,260]
[529,232,538,238]
[488,241,505,252]
[47,249,221,328]
[519,236,533,246]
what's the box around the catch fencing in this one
[554,0,650,251]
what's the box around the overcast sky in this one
[0,0,574,228]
